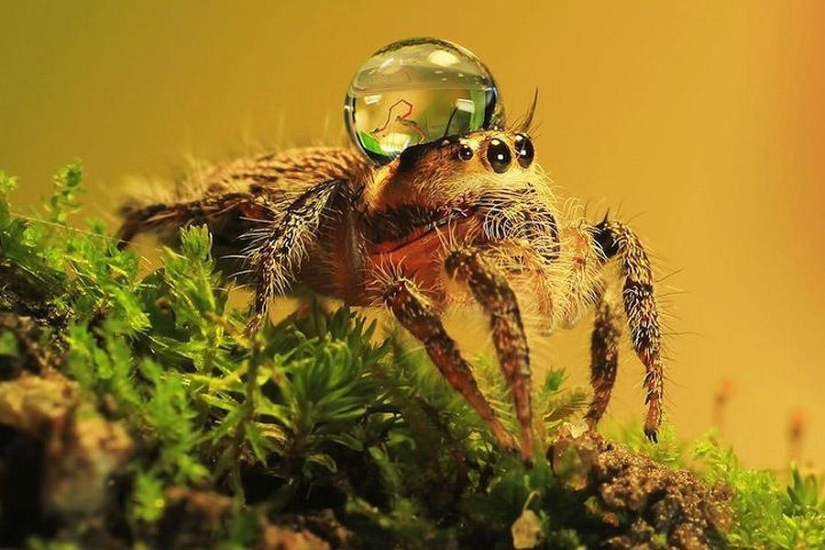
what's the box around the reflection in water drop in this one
[344,38,505,165]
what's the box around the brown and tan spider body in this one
[119,128,665,462]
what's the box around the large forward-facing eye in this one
[486,139,512,173]
[514,133,534,168]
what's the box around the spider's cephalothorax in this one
[118,128,665,462]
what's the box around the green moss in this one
[1,164,823,548]
[693,434,825,548]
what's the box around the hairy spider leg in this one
[383,277,518,453]
[246,179,344,334]
[116,192,253,248]
[584,288,622,429]
[593,219,664,442]
[444,248,535,462]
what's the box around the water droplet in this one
[344,38,504,165]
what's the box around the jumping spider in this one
[118,127,665,462]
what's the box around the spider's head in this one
[376,129,546,211]
[399,129,534,175]
[366,128,556,255]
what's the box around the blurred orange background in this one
[1,1,823,469]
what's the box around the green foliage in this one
[536,367,588,446]
[788,462,825,512]
[693,434,825,549]
[45,162,83,224]
[130,470,166,524]
[26,539,81,550]
[61,222,147,330]
[0,170,65,293]
[0,331,19,357]
[461,456,587,549]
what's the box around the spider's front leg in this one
[382,277,518,454]
[444,248,534,462]
[593,219,664,442]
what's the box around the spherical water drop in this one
[344,38,504,165]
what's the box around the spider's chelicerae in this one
[118,127,665,462]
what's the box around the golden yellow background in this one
[2,1,823,468]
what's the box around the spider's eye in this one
[458,144,474,161]
[514,133,534,168]
[486,138,512,173]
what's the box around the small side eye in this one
[458,144,474,161]
[486,138,512,173]
[514,133,534,168]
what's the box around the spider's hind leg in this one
[584,288,622,430]
[383,277,518,453]
[117,202,183,248]
[593,219,664,442]
[116,192,253,249]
